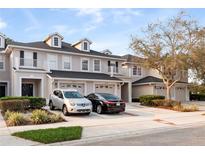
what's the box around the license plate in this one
[116,102,120,106]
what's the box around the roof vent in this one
[102,49,112,55]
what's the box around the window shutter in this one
[33,52,37,59]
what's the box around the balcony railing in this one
[17,58,47,70]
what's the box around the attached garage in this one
[59,82,85,95]
[175,87,186,102]
[95,84,115,95]
[132,76,189,102]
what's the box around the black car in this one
[86,93,126,114]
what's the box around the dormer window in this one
[44,32,63,48]
[72,38,92,52]
[54,37,59,47]
[83,42,88,51]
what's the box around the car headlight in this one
[70,102,76,106]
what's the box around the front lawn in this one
[12,126,82,144]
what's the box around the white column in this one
[186,86,189,101]
[114,83,118,96]
[128,81,132,103]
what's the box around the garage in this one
[95,84,115,94]
[175,87,186,102]
[59,82,85,95]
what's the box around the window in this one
[108,61,118,73]
[54,37,59,46]
[94,59,100,72]
[0,55,4,70]
[133,66,142,76]
[48,54,57,70]
[81,58,89,71]
[33,52,37,67]
[83,42,88,50]
[20,51,24,66]
[63,56,71,70]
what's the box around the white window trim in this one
[93,59,101,72]
[52,36,61,48]
[81,57,89,72]
[0,55,5,71]
[132,66,142,77]
[62,56,72,71]
[81,41,90,52]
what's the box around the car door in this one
[56,91,64,109]
[52,90,59,107]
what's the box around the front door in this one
[0,85,6,98]
[22,83,33,96]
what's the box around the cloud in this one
[52,25,77,35]
[75,9,104,32]
[0,18,7,29]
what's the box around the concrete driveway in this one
[2,102,205,145]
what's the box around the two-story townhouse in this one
[122,54,190,102]
[0,32,133,102]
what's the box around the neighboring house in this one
[0,32,189,102]
[122,54,190,102]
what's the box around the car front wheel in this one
[62,105,69,116]
[96,105,103,114]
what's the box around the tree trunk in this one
[166,86,171,100]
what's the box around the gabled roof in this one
[44,32,64,42]
[7,41,124,59]
[72,38,92,46]
[47,70,121,81]
[132,76,188,85]
[122,54,144,63]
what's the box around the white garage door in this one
[175,87,186,102]
[59,83,85,95]
[95,84,115,94]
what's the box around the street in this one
[79,125,205,146]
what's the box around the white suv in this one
[49,89,92,115]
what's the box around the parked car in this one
[49,89,92,116]
[86,93,126,114]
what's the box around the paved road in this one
[79,125,205,146]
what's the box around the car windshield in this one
[98,93,120,101]
[63,91,84,99]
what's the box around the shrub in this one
[139,95,165,106]
[152,99,181,107]
[173,104,199,112]
[4,110,13,120]
[0,96,46,109]
[6,112,27,126]
[49,114,62,123]
[0,99,30,112]
[31,110,50,124]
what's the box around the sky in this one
[0,8,205,55]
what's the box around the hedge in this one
[0,96,46,111]
[0,99,30,112]
[190,94,205,101]
[152,99,181,107]
[139,95,165,106]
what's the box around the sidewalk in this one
[1,103,205,145]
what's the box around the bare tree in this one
[130,12,203,100]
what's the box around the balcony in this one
[14,58,48,70]
[108,66,131,77]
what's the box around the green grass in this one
[12,126,82,144]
